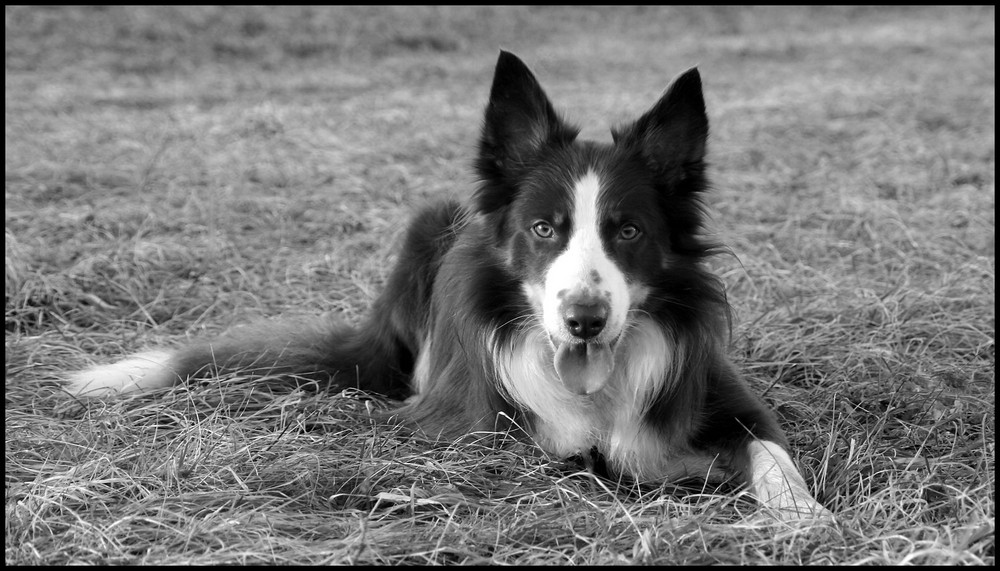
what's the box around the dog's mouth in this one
[551,338,618,396]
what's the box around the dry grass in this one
[5,6,994,565]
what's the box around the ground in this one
[5,6,994,565]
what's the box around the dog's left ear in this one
[613,67,708,185]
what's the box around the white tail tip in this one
[66,350,178,397]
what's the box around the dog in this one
[67,51,831,520]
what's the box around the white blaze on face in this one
[542,170,630,345]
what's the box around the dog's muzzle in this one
[552,293,617,395]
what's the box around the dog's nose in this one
[563,301,608,340]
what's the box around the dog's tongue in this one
[554,342,614,395]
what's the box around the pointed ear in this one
[613,67,708,184]
[476,51,578,188]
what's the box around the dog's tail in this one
[65,315,415,398]
[66,200,466,400]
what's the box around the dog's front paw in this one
[760,490,835,522]
[747,440,835,522]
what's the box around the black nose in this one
[564,302,608,340]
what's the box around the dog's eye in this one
[619,223,641,241]
[532,222,555,239]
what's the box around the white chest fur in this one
[493,317,719,481]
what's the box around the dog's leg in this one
[747,440,832,520]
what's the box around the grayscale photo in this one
[6,6,994,565]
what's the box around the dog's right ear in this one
[476,51,578,210]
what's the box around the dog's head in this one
[475,51,712,395]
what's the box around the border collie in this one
[68,51,830,520]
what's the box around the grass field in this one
[5,6,994,565]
